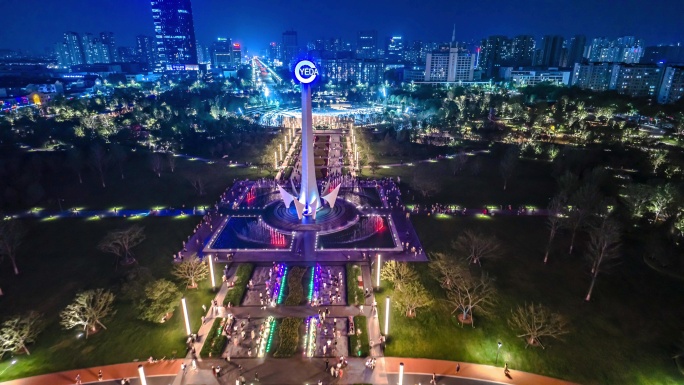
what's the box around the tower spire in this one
[452,24,456,43]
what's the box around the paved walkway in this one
[0,361,181,385]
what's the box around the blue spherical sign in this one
[294,60,318,84]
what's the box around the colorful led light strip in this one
[258,316,275,357]
[277,266,288,305]
[265,317,276,353]
[305,316,317,357]
[307,265,316,302]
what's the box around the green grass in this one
[223,264,254,306]
[273,318,302,358]
[346,264,364,306]
[349,316,370,358]
[283,266,307,306]
[0,151,260,212]
[0,217,218,381]
[376,215,684,385]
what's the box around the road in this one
[84,375,176,385]
[388,373,507,385]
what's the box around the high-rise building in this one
[641,44,684,65]
[320,58,384,85]
[117,46,137,63]
[211,38,233,68]
[357,30,378,59]
[537,35,564,67]
[658,66,684,104]
[282,30,299,65]
[479,35,511,77]
[82,33,111,64]
[100,32,118,62]
[150,0,198,72]
[511,35,535,67]
[572,62,619,91]
[614,64,664,99]
[60,31,85,67]
[563,35,586,67]
[268,42,281,62]
[385,36,404,62]
[136,35,156,68]
[232,43,242,65]
[587,36,644,63]
[425,28,475,82]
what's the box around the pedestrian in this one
[504,362,510,375]
[456,363,460,373]
[430,373,437,385]
[201,315,206,324]
[75,374,82,385]
[255,372,259,382]
[98,370,103,381]
[181,363,187,374]
[325,358,329,370]
[211,366,216,377]
[202,304,207,312]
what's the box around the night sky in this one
[1,0,683,54]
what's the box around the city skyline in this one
[0,0,683,54]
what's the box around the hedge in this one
[200,318,224,357]
[284,266,307,306]
[349,316,370,357]
[273,317,302,357]
[346,264,364,306]
[223,263,254,306]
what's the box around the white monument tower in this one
[278,59,340,220]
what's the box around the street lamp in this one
[138,365,148,385]
[208,254,216,289]
[495,341,503,365]
[398,362,404,385]
[376,254,382,288]
[0,360,17,376]
[384,296,390,336]
[181,297,191,336]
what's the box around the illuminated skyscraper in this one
[136,35,156,68]
[211,38,233,68]
[282,30,299,65]
[357,30,378,59]
[385,36,404,62]
[150,0,198,71]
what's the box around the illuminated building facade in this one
[151,0,198,72]
[658,66,684,104]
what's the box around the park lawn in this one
[370,152,557,208]
[1,150,260,212]
[377,215,684,385]
[0,217,220,381]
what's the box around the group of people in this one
[311,268,345,306]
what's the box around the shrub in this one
[346,264,364,306]
[223,264,254,306]
[284,266,307,306]
[349,316,370,357]
[273,317,302,357]
[199,318,224,357]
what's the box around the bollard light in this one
[384,296,390,336]
[376,254,382,288]
[138,365,148,385]
[181,297,191,336]
[398,362,404,385]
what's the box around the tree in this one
[394,280,433,317]
[585,218,621,301]
[166,152,176,173]
[368,161,380,175]
[108,144,126,180]
[172,256,209,288]
[429,252,464,291]
[453,230,500,266]
[150,153,163,178]
[136,279,181,322]
[508,303,569,348]
[543,196,564,264]
[649,150,667,174]
[447,273,497,327]
[65,148,84,184]
[647,184,676,222]
[88,144,108,188]
[621,184,652,219]
[60,289,116,338]
[381,261,418,291]
[0,221,26,275]
[97,225,146,269]
[0,312,45,357]
[499,146,519,191]
[562,184,600,254]
[187,174,206,196]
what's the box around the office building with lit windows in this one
[658,66,684,104]
[150,0,198,72]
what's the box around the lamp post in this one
[376,254,382,288]
[384,296,390,336]
[398,362,404,385]
[495,341,503,365]
[138,365,148,385]
[181,297,191,336]
[208,254,216,290]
